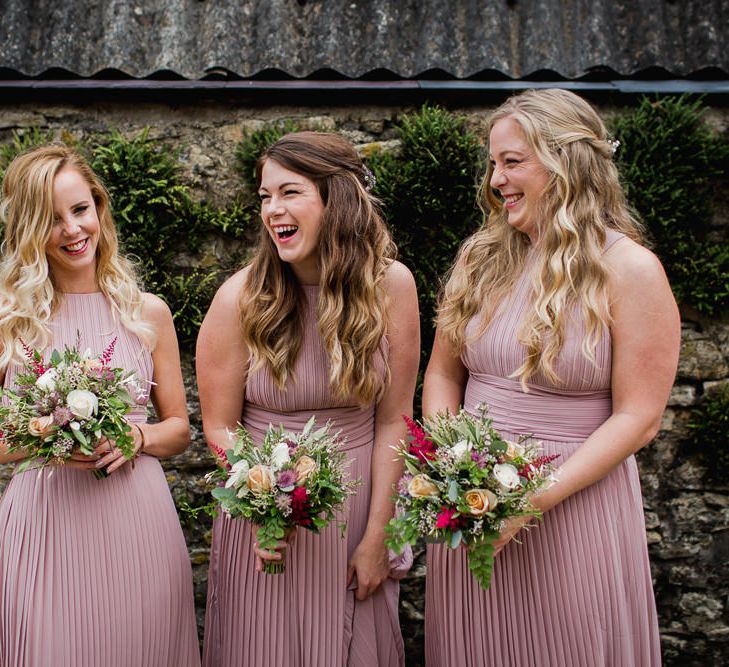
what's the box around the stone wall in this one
[1,99,728,666]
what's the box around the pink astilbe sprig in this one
[209,441,232,471]
[519,453,560,480]
[100,337,118,367]
[19,338,46,376]
[403,414,436,462]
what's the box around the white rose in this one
[35,368,58,392]
[66,389,99,420]
[493,463,521,491]
[451,439,472,462]
[504,440,525,461]
[270,442,291,470]
[225,459,250,489]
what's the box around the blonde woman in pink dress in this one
[198,132,419,667]
[0,145,200,666]
[424,89,680,666]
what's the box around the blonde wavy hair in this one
[240,131,396,406]
[0,144,155,370]
[439,89,643,388]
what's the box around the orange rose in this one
[408,474,439,498]
[464,489,498,516]
[28,415,55,439]
[247,464,274,494]
[294,455,317,485]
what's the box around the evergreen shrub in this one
[688,385,729,483]
[369,105,485,380]
[612,96,729,314]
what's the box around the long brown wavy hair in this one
[239,132,396,405]
[438,89,643,388]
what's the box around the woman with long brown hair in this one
[424,89,679,666]
[198,132,419,666]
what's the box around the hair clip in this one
[363,165,377,193]
[607,138,621,155]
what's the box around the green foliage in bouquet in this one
[688,384,729,483]
[611,96,729,315]
[209,416,358,573]
[386,409,557,589]
[0,340,141,474]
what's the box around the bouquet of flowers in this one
[209,416,358,574]
[0,338,146,475]
[385,407,558,589]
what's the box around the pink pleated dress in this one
[0,293,200,667]
[425,231,661,667]
[203,285,409,667]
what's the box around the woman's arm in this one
[97,293,191,473]
[422,327,468,417]
[196,270,250,452]
[494,240,681,551]
[347,261,420,600]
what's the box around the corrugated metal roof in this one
[0,0,726,81]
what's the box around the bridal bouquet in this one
[385,407,558,589]
[209,416,358,574]
[0,338,146,474]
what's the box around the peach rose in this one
[247,464,274,494]
[81,358,103,372]
[28,415,55,439]
[294,455,318,485]
[464,488,498,516]
[407,474,439,498]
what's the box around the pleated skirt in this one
[425,436,661,667]
[203,408,407,667]
[0,455,201,667]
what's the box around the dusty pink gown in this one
[0,293,200,667]
[426,231,661,666]
[203,285,409,667]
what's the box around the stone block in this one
[668,385,697,407]
[677,330,729,381]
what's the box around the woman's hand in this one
[252,524,296,572]
[492,515,532,557]
[93,422,144,474]
[347,533,390,600]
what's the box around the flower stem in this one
[263,560,286,575]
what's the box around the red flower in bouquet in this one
[519,454,560,480]
[435,507,466,531]
[209,441,231,471]
[403,414,436,462]
[291,486,313,527]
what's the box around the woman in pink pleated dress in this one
[424,89,680,666]
[198,132,419,667]
[0,145,200,666]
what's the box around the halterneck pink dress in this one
[203,285,409,667]
[426,231,661,666]
[0,293,200,667]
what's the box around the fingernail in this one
[95,460,104,468]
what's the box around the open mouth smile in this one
[62,238,89,255]
[272,225,299,242]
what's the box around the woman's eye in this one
[283,189,299,196]
[258,194,270,202]
[73,205,88,215]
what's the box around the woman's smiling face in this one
[489,116,550,242]
[258,158,326,285]
[45,166,101,291]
